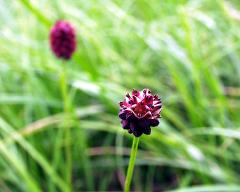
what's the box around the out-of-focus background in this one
[0,0,240,191]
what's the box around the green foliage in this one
[0,0,240,191]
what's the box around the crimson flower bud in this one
[119,89,162,137]
[49,20,76,60]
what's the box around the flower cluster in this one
[119,89,162,137]
[49,20,76,60]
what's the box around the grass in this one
[0,0,240,191]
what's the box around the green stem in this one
[124,137,140,192]
[50,65,72,192]
[60,65,72,191]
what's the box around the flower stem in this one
[124,137,140,192]
[60,64,72,191]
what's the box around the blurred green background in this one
[1,0,240,191]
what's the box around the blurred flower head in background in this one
[49,20,76,60]
[119,89,162,137]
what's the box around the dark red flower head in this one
[49,20,76,60]
[119,89,162,137]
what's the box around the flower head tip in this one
[49,20,77,60]
[119,89,162,137]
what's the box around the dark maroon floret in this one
[49,20,76,60]
[119,89,162,137]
